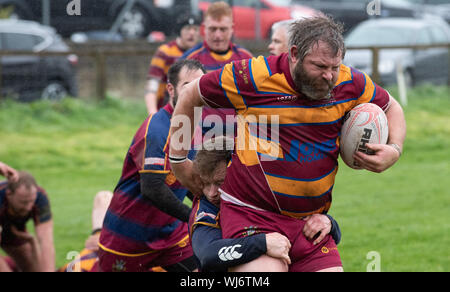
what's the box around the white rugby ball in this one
[340,103,389,169]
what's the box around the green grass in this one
[334,85,450,271]
[0,85,449,271]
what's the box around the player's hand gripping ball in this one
[340,103,389,169]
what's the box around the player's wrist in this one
[388,143,402,158]
[169,155,189,164]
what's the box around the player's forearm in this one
[141,173,191,222]
[169,79,204,158]
[192,226,266,271]
[39,241,55,272]
[386,96,406,151]
[36,222,55,272]
[145,92,159,115]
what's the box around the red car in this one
[199,0,319,40]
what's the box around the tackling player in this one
[189,136,342,271]
[98,60,206,272]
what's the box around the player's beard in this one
[293,61,334,101]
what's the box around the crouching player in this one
[188,137,342,271]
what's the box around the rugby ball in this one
[340,103,389,169]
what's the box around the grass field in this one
[0,86,449,271]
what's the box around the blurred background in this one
[0,0,448,101]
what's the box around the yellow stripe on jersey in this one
[249,56,297,96]
[265,166,337,198]
[211,50,234,62]
[235,115,284,167]
[281,202,332,219]
[159,43,183,58]
[220,62,248,111]
[335,64,352,86]
[150,57,167,70]
[358,72,377,104]
[245,103,351,126]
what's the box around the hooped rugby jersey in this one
[148,40,186,108]
[99,103,196,254]
[182,41,253,72]
[198,53,390,218]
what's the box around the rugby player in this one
[189,136,342,271]
[182,1,253,72]
[98,60,206,272]
[0,171,55,272]
[169,16,406,272]
[145,14,201,115]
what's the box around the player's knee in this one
[316,266,344,272]
[229,255,288,272]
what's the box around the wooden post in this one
[448,46,450,87]
[95,51,107,100]
[0,57,2,101]
[371,47,381,85]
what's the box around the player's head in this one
[176,14,201,50]
[167,59,206,107]
[6,171,38,217]
[203,1,234,53]
[268,19,294,56]
[193,136,234,206]
[288,16,345,101]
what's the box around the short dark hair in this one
[7,171,37,193]
[193,136,234,177]
[176,13,201,35]
[289,15,346,61]
[167,59,206,87]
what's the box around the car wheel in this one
[118,6,150,39]
[41,82,68,101]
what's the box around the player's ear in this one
[167,82,175,99]
[289,45,299,63]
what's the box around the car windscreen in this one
[346,25,415,47]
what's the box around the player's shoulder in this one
[233,44,253,58]
[182,43,205,59]
[146,109,172,140]
[335,64,369,94]
[193,197,219,224]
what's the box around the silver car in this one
[344,16,450,87]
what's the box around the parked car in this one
[293,0,419,34]
[344,17,450,87]
[199,0,320,40]
[0,19,78,101]
[0,0,191,39]
[403,0,450,24]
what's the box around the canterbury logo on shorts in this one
[218,244,243,261]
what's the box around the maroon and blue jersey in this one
[99,103,196,255]
[0,181,52,245]
[182,41,253,72]
[198,53,391,219]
